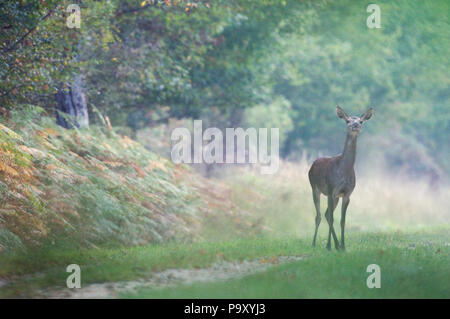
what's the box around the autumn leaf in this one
[103,160,125,167]
[145,160,168,172]
[44,127,59,136]
[132,163,146,177]
[0,162,19,177]
[35,130,49,138]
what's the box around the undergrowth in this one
[0,106,261,252]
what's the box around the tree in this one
[56,74,89,128]
[0,1,78,114]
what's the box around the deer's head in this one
[336,106,373,135]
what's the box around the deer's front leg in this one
[325,196,340,250]
[312,188,321,247]
[340,197,350,251]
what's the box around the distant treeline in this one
[1,0,448,178]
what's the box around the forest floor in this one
[0,228,448,298]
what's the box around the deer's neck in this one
[340,132,358,169]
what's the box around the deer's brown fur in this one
[308,106,373,250]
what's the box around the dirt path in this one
[38,255,305,298]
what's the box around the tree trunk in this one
[55,74,89,128]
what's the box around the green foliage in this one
[0,1,79,108]
[81,0,326,128]
[244,96,293,147]
[1,0,448,176]
[0,0,326,122]
[247,0,449,175]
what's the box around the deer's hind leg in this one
[340,197,350,251]
[312,187,321,247]
[325,195,340,251]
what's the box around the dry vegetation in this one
[0,107,261,253]
[224,155,450,239]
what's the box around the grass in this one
[224,160,450,238]
[122,229,450,299]
[1,228,448,298]
[0,235,303,298]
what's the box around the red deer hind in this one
[308,106,373,250]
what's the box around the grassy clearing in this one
[1,228,448,298]
[1,111,449,298]
[122,229,450,299]
[0,235,304,298]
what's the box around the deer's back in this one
[308,156,355,197]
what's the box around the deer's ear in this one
[336,106,348,121]
[361,108,373,121]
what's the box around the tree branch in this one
[116,2,158,16]
[4,7,55,53]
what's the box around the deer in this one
[308,106,373,251]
